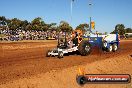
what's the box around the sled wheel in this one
[58,51,63,58]
[78,41,91,56]
[46,50,51,57]
[112,43,118,52]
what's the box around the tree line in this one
[0,16,95,34]
[0,16,132,35]
[111,24,132,35]
[0,16,73,33]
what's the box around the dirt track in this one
[0,40,132,87]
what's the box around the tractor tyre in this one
[102,47,107,51]
[112,43,118,52]
[58,51,63,58]
[78,41,91,56]
[102,41,107,51]
[106,44,112,52]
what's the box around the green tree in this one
[31,17,46,31]
[21,20,29,30]
[8,18,22,30]
[0,16,7,25]
[31,17,43,25]
[111,24,125,35]
[49,23,57,31]
[104,32,108,35]
[0,16,8,30]
[76,23,89,33]
[59,21,73,32]
[125,28,132,33]
[25,24,32,30]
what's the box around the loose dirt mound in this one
[0,40,132,88]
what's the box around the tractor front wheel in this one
[106,45,112,52]
[112,43,118,52]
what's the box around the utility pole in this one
[89,1,92,32]
[70,0,74,26]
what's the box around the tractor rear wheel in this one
[78,41,91,56]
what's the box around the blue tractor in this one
[46,29,120,58]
